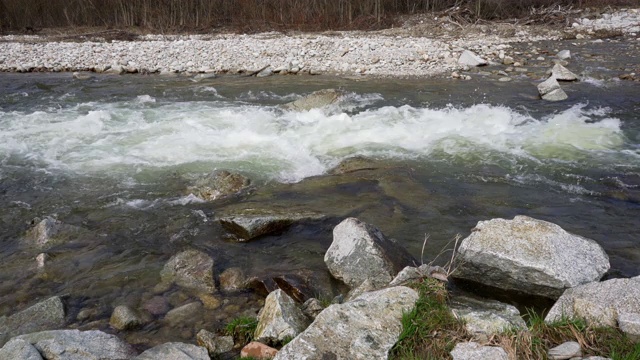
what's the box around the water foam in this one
[0,100,629,183]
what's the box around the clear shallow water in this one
[0,71,638,346]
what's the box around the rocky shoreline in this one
[0,9,638,77]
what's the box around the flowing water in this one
[0,44,639,347]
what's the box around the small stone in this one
[499,77,512,82]
[254,289,309,344]
[240,342,278,360]
[557,50,571,59]
[198,294,222,310]
[196,329,234,355]
[301,298,324,320]
[502,56,514,65]
[548,341,582,360]
[109,305,143,331]
[458,50,487,67]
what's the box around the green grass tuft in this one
[224,315,258,345]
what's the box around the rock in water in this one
[254,289,310,344]
[545,276,640,330]
[449,296,527,341]
[218,208,324,241]
[196,330,234,356]
[160,249,215,293]
[187,170,251,201]
[458,50,488,67]
[282,89,344,111]
[24,217,92,249]
[454,216,610,299]
[0,296,66,346]
[14,329,137,360]
[325,218,415,289]
[0,339,43,360]
[551,63,579,81]
[556,50,571,60]
[109,305,143,331]
[450,342,508,360]
[134,342,208,360]
[537,77,568,101]
[274,286,418,360]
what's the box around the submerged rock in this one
[537,77,568,101]
[454,216,610,299]
[160,249,216,293]
[254,289,309,344]
[109,305,143,331]
[449,296,526,341]
[327,156,380,175]
[325,218,415,289]
[545,277,640,330]
[186,170,251,201]
[458,50,488,67]
[218,208,324,241]
[274,286,418,360]
[0,296,66,346]
[282,89,344,111]
[450,342,508,360]
[164,302,203,326]
[196,330,234,356]
[15,329,137,360]
[24,217,92,249]
[219,267,247,292]
[135,342,208,360]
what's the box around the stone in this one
[538,77,568,101]
[187,170,251,201]
[0,338,43,360]
[282,89,344,111]
[327,156,379,175]
[196,330,233,356]
[219,267,247,292]
[135,342,209,360]
[450,342,508,360]
[160,249,215,293]
[325,218,415,289]
[272,274,315,303]
[104,65,125,75]
[218,209,324,241]
[164,302,203,326]
[545,277,640,327]
[557,50,571,59]
[548,341,582,360]
[498,77,512,82]
[618,312,640,340]
[502,56,514,65]
[301,298,324,320]
[24,217,91,249]
[198,294,222,310]
[458,50,488,67]
[240,342,278,359]
[109,305,143,331]
[72,72,92,80]
[345,279,379,302]
[389,264,448,286]
[257,66,274,77]
[454,216,610,299]
[142,296,170,315]
[254,289,309,344]
[449,296,527,341]
[15,329,137,360]
[274,286,418,360]
[0,296,66,346]
[551,64,579,81]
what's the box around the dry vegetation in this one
[0,0,637,33]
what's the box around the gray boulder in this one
[449,296,526,341]
[160,249,215,293]
[196,330,234,356]
[134,342,208,360]
[538,77,568,101]
[389,264,449,286]
[548,341,582,360]
[325,218,415,289]
[15,329,136,360]
[450,342,508,360]
[458,50,488,67]
[254,289,310,344]
[551,64,579,81]
[0,296,66,346]
[109,305,143,331]
[24,217,92,249]
[186,170,251,201]
[282,89,344,111]
[454,216,610,299]
[0,339,43,360]
[618,312,640,340]
[545,277,640,329]
[274,286,418,360]
[218,209,324,241]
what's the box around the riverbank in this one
[0,8,638,77]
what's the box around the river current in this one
[0,69,638,347]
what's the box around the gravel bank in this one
[0,9,638,77]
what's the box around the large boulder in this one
[0,296,66,346]
[274,286,418,360]
[134,342,208,360]
[282,89,345,111]
[545,277,640,330]
[14,329,137,360]
[186,170,251,201]
[254,289,310,344]
[454,216,610,299]
[537,77,568,101]
[160,249,215,293]
[325,218,415,289]
[450,342,508,360]
[449,296,527,341]
[0,339,43,360]
[24,217,92,249]
[218,208,324,241]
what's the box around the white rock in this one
[551,63,579,81]
[557,50,571,59]
[450,296,527,341]
[450,342,508,360]
[254,289,309,344]
[538,77,568,101]
[458,50,487,67]
[548,341,581,360]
